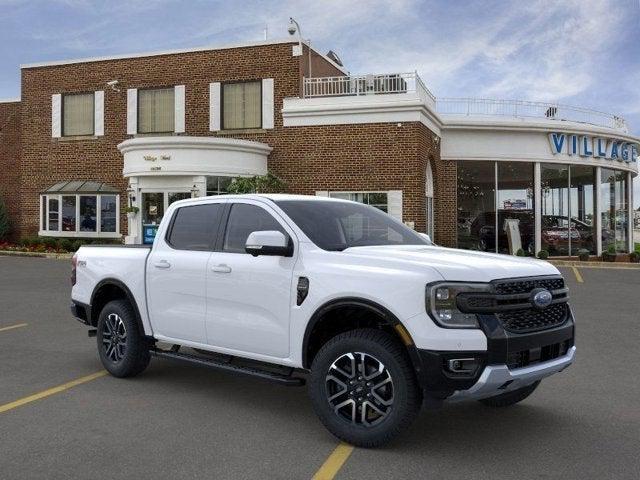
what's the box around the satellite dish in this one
[326,50,343,67]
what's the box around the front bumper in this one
[414,307,575,399]
[448,346,575,401]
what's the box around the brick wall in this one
[19,42,305,237]
[0,101,21,239]
[17,41,449,243]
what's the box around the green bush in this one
[537,250,549,260]
[576,248,590,261]
[516,248,526,257]
[629,251,640,263]
[40,237,58,249]
[58,238,73,252]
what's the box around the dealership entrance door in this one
[141,191,191,244]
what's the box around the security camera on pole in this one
[288,17,311,78]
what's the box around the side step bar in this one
[149,348,305,387]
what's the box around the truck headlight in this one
[425,282,491,329]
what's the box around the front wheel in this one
[478,381,540,407]
[309,329,422,448]
[97,299,150,378]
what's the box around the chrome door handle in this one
[211,264,232,274]
[154,260,171,269]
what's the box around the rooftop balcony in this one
[302,73,628,133]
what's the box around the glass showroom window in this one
[40,194,119,237]
[569,166,596,255]
[541,164,570,256]
[63,92,94,136]
[601,168,629,253]
[206,176,233,196]
[329,192,389,212]
[223,81,261,130]
[497,163,534,254]
[457,161,495,251]
[138,87,175,133]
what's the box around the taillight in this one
[71,254,77,286]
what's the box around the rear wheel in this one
[309,328,422,448]
[97,299,150,378]
[479,381,540,407]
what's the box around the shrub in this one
[537,250,549,260]
[0,196,10,240]
[71,240,83,252]
[577,249,590,261]
[516,248,526,257]
[629,251,640,263]
[226,173,286,194]
[59,238,73,252]
[40,237,58,249]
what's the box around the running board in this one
[149,348,305,387]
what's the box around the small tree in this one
[0,196,10,241]
[226,173,286,194]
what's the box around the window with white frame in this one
[206,176,233,196]
[222,81,262,130]
[138,87,175,133]
[62,92,95,136]
[40,182,120,237]
[329,192,389,212]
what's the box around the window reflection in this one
[497,163,535,254]
[457,161,495,251]
[601,169,628,253]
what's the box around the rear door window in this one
[167,203,223,251]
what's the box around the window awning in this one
[42,181,120,194]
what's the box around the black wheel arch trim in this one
[301,297,423,372]
[89,278,146,337]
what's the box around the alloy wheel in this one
[325,352,394,427]
[102,313,127,362]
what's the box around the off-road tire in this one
[97,299,150,378]
[309,328,422,448]
[479,380,540,407]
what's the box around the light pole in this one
[288,17,312,79]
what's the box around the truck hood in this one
[341,245,560,282]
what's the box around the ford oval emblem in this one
[531,289,553,309]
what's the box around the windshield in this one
[275,200,429,251]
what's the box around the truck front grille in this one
[458,276,570,334]
[497,302,568,333]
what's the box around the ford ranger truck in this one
[71,194,576,447]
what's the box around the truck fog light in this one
[446,358,480,375]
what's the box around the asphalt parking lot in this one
[1,256,639,479]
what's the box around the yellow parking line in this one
[571,266,584,283]
[0,323,28,333]
[312,442,355,480]
[0,370,107,414]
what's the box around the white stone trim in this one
[94,90,104,136]
[0,97,20,103]
[118,136,271,178]
[174,85,186,133]
[387,190,403,221]
[21,38,348,74]
[209,82,221,131]
[282,94,442,135]
[315,191,329,197]
[127,88,137,135]
[51,94,61,138]
[262,78,275,129]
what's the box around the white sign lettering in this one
[548,133,638,163]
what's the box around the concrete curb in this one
[0,250,73,260]
[549,260,640,269]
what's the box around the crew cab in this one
[71,194,576,447]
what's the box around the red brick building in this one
[1,38,638,255]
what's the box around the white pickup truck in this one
[71,194,575,447]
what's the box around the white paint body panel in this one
[71,194,562,369]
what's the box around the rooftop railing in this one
[436,97,628,132]
[302,72,436,106]
[301,73,628,132]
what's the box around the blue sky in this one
[1,0,639,198]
